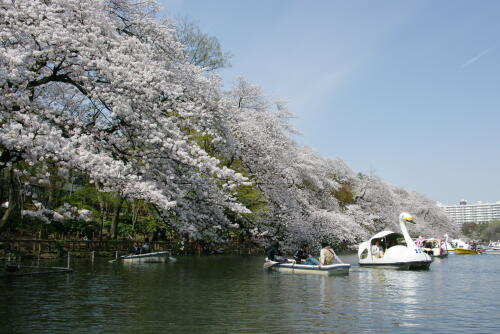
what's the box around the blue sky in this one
[159,0,500,205]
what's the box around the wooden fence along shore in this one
[0,239,259,278]
[0,238,261,259]
[1,249,73,278]
[1,239,171,277]
[0,239,172,258]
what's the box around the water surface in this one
[1,253,500,333]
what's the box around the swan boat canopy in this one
[450,238,468,250]
[358,212,432,270]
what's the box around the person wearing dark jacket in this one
[294,243,320,265]
[129,242,140,255]
[266,241,287,263]
[141,237,151,254]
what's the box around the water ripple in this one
[1,254,500,333]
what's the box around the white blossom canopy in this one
[0,0,249,234]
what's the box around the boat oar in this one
[330,248,344,264]
[263,260,278,269]
[263,258,296,269]
[108,251,122,263]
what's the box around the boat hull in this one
[454,248,481,255]
[121,251,172,263]
[266,262,351,276]
[432,253,448,258]
[359,243,432,270]
[359,260,431,270]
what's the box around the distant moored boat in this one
[414,237,448,258]
[121,251,174,263]
[454,248,481,255]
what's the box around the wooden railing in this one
[0,239,173,255]
[0,238,262,257]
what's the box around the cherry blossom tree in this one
[0,0,248,234]
[222,78,455,250]
[0,0,456,247]
[175,17,232,71]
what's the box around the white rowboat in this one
[264,261,350,276]
[121,251,173,263]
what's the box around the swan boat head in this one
[400,212,416,224]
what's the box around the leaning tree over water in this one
[0,0,249,237]
[0,0,456,247]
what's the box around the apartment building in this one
[440,200,500,224]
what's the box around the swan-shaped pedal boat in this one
[443,234,455,253]
[358,212,432,270]
[414,237,448,258]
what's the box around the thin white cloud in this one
[461,47,494,67]
[292,62,357,113]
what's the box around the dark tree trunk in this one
[110,197,125,239]
[98,192,106,240]
[0,168,21,231]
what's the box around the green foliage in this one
[462,221,500,241]
[118,223,136,238]
[331,183,355,210]
[300,178,316,191]
[62,185,101,214]
[235,184,268,214]
[51,219,98,238]
[136,215,162,234]
[176,17,232,71]
[194,133,214,155]
[53,240,65,256]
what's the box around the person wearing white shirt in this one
[371,240,384,258]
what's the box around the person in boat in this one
[153,226,167,241]
[128,242,141,255]
[266,241,287,263]
[319,242,335,266]
[141,237,151,254]
[384,239,395,251]
[371,240,384,258]
[293,243,320,265]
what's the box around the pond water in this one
[1,253,500,333]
